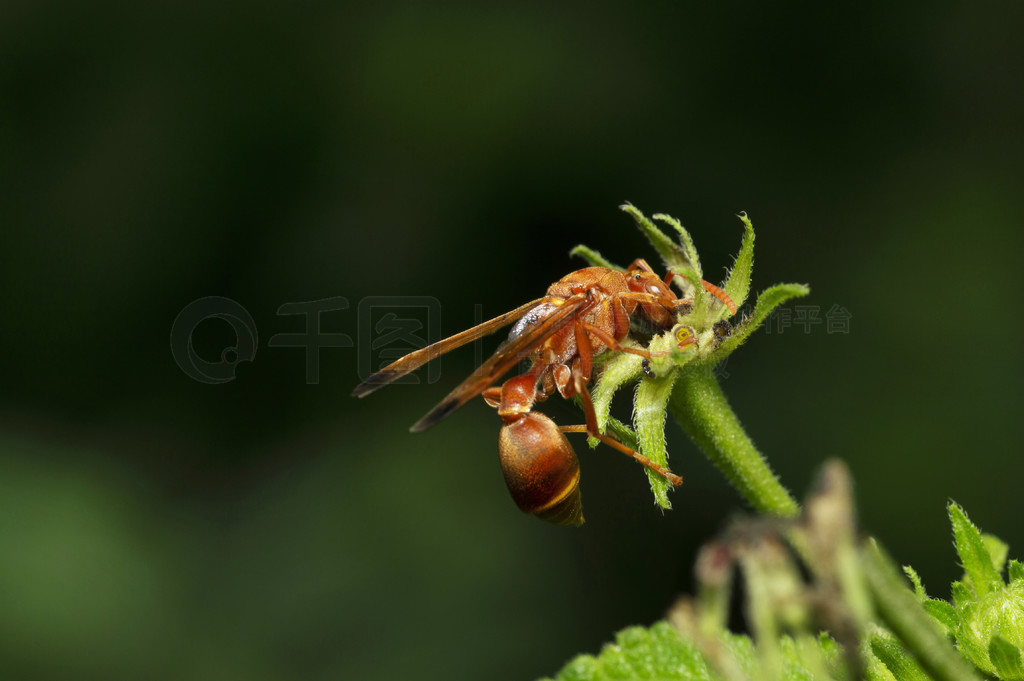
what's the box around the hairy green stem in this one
[668,367,799,518]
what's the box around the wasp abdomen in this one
[498,412,583,526]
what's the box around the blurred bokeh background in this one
[2,1,1022,679]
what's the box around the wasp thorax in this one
[498,412,583,526]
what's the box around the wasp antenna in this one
[701,280,737,315]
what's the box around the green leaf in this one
[569,244,622,271]
[866,626,934,681]
[540,622,712,681]
[989,636,1024,680]
[635,369,680,509]
[922,600,958,633]
[721,212,755,315]
[712,283,810,362]
[1009,560,1024,585]
[543,619,848,681]
[904,566,928,600]
[949,503,1002,598]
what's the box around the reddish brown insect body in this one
[352,259,715,526]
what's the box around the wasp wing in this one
[410,294,589,432]
[351,298,551,398]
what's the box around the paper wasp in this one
[353,259,735,525]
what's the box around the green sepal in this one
[952,633,990,678]
[635,369,680,509]
[719,212,755,318]
[620,204,701,287]
[604,415,639,453]
[949,502,1002,598]
[984,533,1010,575]
[712,283,811,363]
[904,566,928,601]
[569,244,623,271]
[652,212,703,280]
[989,636,1024,680]
[950,580,973,608]
[588,346,644,447]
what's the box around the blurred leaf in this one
[985,534,1011,576]
[542,620,846,681]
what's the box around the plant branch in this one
[668,367,799,518]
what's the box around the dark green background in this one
[2,2,1022,679]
